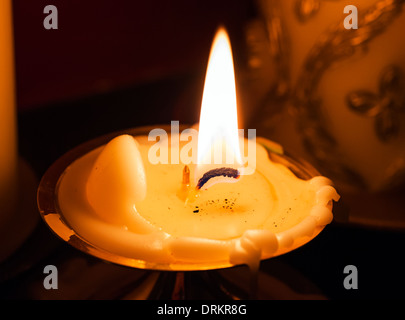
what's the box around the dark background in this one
[0,0,403,300]
[13,0,254,111]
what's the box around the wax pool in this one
[57,134,339,269]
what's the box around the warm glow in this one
[196,27,243,182]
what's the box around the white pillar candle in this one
[0,0,18,226]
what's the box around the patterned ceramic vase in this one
[247,0,405,193]
[244,0,405,228]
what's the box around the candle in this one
[49,28,340,270]
[57,132,339,270]
[0,0,18,226]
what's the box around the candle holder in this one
[37,125,329,299]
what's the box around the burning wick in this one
[177,165,191,202]
[182,165,190,185]
[177,166,240,204]
[196,167,240,190]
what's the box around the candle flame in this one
[196,27,243,187]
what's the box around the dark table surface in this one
[1,72,404,300]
